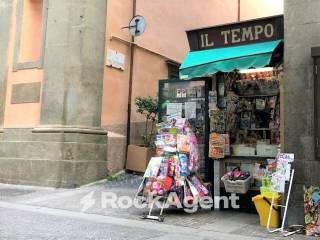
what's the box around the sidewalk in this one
[0,174,313,240]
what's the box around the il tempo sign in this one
[186,15,283,50]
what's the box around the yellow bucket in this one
[252,194,280,228]
[260,186,279,199]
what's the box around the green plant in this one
[135,96,158,147]
[105,173,118,181]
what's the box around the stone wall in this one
[0,128,107,188]
[41,0,107,127]
[284,0,320,225]
[105,121,149,173]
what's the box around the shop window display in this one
[209,67,282,193]
[158,80,209,178]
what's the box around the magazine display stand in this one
[267,169,295,236]
[135,118,210,222]
[266,154,299,236]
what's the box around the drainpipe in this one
[238,0,241,22]
[124,0,137,167]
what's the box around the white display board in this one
[185,102,197,119]
[166,103,182,117]
[271,153,294,193]
[106,49,125,70]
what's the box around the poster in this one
[209,133,225,159]
[270,173,286,193]
[144,157,163,178]
[176,89,182,98]
[185,102,197,119]
[167,103,182,117]
[304,186,320,236]
[177,134,189,153]
[270,153,294,192]
[277,153,294,181]
[186,179,199,197]
[221,134,230,156]
[277,153,294,163]
[209,110,225,132]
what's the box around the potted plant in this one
[126,96,158,172]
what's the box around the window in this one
[13,0,48,71]
[166,60,180,79]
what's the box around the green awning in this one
[179,40,282,80]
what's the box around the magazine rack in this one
[267,169,299,236]
[140,192,167,222]
[135,172,169,222]
[135,118,209,222]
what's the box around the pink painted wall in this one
[3,0,283,129]
[19,0,43,63]
[101,0,283,129]
[4,0,43,128]
[240,0,283,21]
[101,0,133,130]
[130,49,168,123]
[135,0,238,62]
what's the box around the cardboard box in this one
[126,145,155,172]
[256,144,278,157]
[231,144,256,156]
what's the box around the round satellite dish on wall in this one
[128,15,146,37]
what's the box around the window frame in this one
[13,0,49,71]
[166,60,181,79]
[312,46,320,159]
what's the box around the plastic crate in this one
[256,144,278,157]
[222,176,252,194]
[231,144,256,156]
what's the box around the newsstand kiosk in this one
[137,15,285,222]
[172,15,284,208]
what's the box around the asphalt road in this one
[0,206,163,240]
[0,176,312,240]
[0,201,275,240]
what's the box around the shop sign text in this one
[187,15,283,50]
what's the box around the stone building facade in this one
[0,0,283,188]
[283,0,320,225]
[0,0,108,188]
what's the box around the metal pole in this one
[281,169,294,231]
[213,160,220,211]
[134,177,145,199]
[124,0,137,167]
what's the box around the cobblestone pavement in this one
[0,174,315,240]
